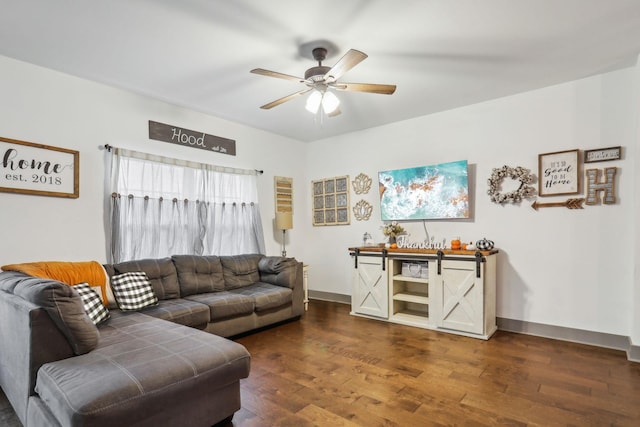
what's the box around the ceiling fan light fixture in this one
[305,90,322,114]
[321,91,340,114]
[252,46,394,116]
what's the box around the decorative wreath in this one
[487,165,536,204]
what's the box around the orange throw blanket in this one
[1,261,110,304]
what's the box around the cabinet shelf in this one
[392,309,429,320]
[393,291,428,304]
[392,274,429,284]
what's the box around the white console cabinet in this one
[350,248,498,339]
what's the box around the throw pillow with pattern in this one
[110,271,159,311]
[73,282,110,325]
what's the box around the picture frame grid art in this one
[312,175,350,226]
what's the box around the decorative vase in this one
[388,236,396,245]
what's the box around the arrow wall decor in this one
[531,198,585,210]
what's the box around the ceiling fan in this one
[250,47,396,117]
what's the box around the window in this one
[108,148,265,262]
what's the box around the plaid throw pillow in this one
[110,271,159,311]
[73,283,110,325]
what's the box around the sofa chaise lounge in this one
[0,254,303,427]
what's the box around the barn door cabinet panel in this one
[351,254,389,319]
[432,255,497,338]
[349,248,498,340]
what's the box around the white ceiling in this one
[2,0,640,142]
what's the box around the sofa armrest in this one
[258,257,299,289]
[259,258,304,317]
[0,288,74,424]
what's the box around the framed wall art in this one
[274,176,293,213]
[538,149,580,197]
[584,146,621,163]
[312,175,350,226]
[0,136,79,198]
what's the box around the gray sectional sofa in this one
[0,254,304,427]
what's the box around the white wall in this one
[303,67,637,338]
[632,56,640,346]
[1,54,637,342]
[0,55,305,263]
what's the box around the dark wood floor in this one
[231,300,640,427]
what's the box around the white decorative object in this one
[396,235,447,250]
[487,165,536,204]
[362,232,374,246]
[352,173,372,194]
[353,199,373,221]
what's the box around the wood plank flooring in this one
[230,300,640,427]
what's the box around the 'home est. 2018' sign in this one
[148,121,236,156]
[0,136,79,198]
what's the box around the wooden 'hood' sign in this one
[148,121,236,156]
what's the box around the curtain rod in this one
[102,144,263,174]
[110,193,256,205]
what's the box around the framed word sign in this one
[0,136,79,198]
[149,121,236,156]
[584,146,621,163]
[538,149,580,197]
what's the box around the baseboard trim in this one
[308,290,350,304]
[497,317,631,352]
[308,291,638,362]
[626,342,640,363]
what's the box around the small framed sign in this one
[584,146,621,163]
[0,136,79,198]
[538,149,580,197]
[149,120,236,156]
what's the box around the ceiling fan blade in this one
[332,82,397,94]
[324,49,368,81]
[260,89,312,109]
[251,68,304,83]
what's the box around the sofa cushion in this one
[171,255,225,296]
[35,312,250,427]
[135,298,210,328]
[229,282,293,312]
[9,272,99,355]
[220,254,263,290]
[74,283,110,325]
[185,292,254,320]
[110,258,180,300]
[110,272,159,311]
